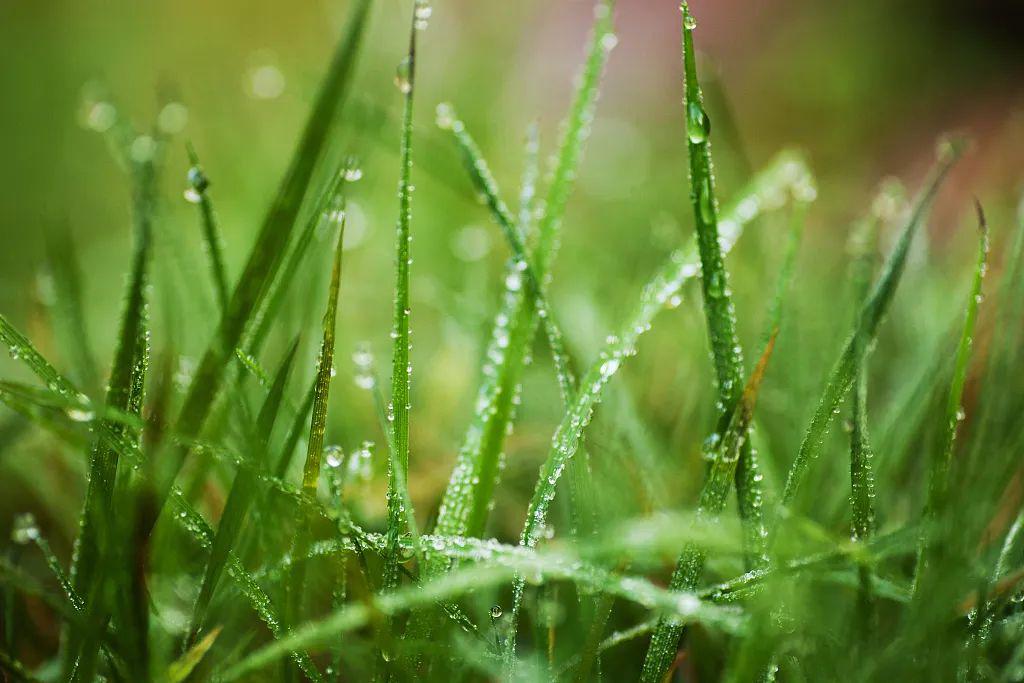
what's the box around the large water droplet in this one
[686,101,710,144]
[394,57,412,94]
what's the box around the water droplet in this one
[599,358,620,376]
[11,513,39,545]
[489,605,503,619]
[325,445,344,468]
[681,4,698,30]
[183,188,202,204]
[413,0,432,30]
[505,271,523,292]
[344,167,363,182]
[394,57,412,94]
[686,101,710,144]
[435,102,455,130]
[66,408,95,423]
[705,270,724,298]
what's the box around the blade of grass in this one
[435,103,577,404]
[156,0,371,515]
[286,197,347,679]
[65,154,155,682]
[912,199,990,594]
[641,287,788,682]
[847,180,906,547]
[845,186,889,634]
[184,143,231,312]
[381,1,422,608]
[432,0,616,546]
[676,1,796,577]
[779,139,964,506]
[219,545,742,681]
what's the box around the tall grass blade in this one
[381,4,422,611]
[641,209,797,682]
[436,104,577,402]
[912,199,990,594]
[287,199,347,675]
[185,143,231,311]
[432,0,616,547]
[64,155,155,681]
[158,0,371,512]
[780,140,963,505]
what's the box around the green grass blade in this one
[780,140,964,505]
[219,546,740,681]
[382,6,421,609]
[912,199,990,594]
[186,336,301,645]
[185,143,231,312]
[64,155,155,681]
[300,212,346,496]
[433,0,615,546]
[641,321,781,683]
[287,198,347,667]
[675,2,793,575]
[847,183,904,545]
[436,104,578,403]
[159,0,371,510]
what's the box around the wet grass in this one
[1,0,1023,681]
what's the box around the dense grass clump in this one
[1,0,1023,681]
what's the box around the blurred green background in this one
[0,0,1022,536]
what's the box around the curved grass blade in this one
[157,0,372,513]
[219,546,741,681]
[436,104,577,403]
[912,199,990,595]
[779,139,964,506]
[185,143,231,312]
[432,0,616,545]
[641,329,779,683]
[64,155,155,682]
[186,336,301,646]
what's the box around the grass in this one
[1,0,1023,681]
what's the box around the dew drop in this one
[11,513,39,545]
[394,57,413,94]
[489,605,503,619]
[686,101,710,144]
